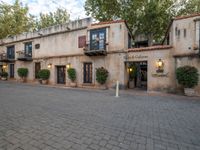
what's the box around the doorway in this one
[35,62,41,79]
[127,61,147,90]
[9,64,14,78]
[83,63,93,83]
[57,66,66,84]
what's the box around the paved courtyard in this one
[0,82,200,150]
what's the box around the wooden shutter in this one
[78,36,86,48]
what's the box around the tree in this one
[84,0,199,45]
[178,0,200,15]
[0,0,34,39]
[36,8,70,30]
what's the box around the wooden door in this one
[57,66,66,84]
[83,63,92,83]
[35,62,41,79]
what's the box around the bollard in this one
[115,80,119,97]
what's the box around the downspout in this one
[199,21,200,57]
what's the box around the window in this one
[177,29,180,39]
[175,27,178,36]
[184,29,187,38]
[24,42,32,57]
[7,45,15,59]
[78,36,86,48]
[128,34,132,48]
[90,28,106,50]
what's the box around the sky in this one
[1,0,88,20]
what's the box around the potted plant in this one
[128,65,137,89]
[1,72,8,81]
[67,68,77,87]
[96,67,109,89]
[176,66,199,96]
[38,69,50,84]
[17,68,28,82]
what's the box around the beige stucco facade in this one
[0,15,200,96]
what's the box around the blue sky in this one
[1,0,88,20]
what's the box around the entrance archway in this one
[127,61,148,90]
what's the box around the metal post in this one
[199,22,200,57]
[115,80,119,97]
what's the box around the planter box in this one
[42,80,48,84]
[184,88,196,96]
[70,82,77,87]
[1,77,7,81]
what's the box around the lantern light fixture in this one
[156,59,164,73]
[47,63,52,69]
[66,63,71,69]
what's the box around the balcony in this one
[0,53,15,62]
[84,42,108,56]
[17,51,32,61]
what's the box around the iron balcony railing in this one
[17,51,32,61]
[84,41,108,56]
[0,53,15,62]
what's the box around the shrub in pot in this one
[17,68,28,82]
[38,69,50,84]
[67,68,77,87]
[1,72,8,81]
[176,66,199,96]
[96,67,109,89]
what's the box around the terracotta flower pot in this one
[70,82,77,87]
[1,77,7,81]
[20,77,26,83]
[42,80,48,84]
[184,88,196,96]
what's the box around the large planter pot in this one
[184,88,196,96]
[42,80,48,85]
[1,77,7,81]
[19,77,26,83]
[99,84,107,90]
[128,80,135,89]
[70,82,77,87]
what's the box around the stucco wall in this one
[126,48,176,92]
[170,17,200,56]
[175,57,200,96]
[13,53,126,88]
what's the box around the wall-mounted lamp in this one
[2,64,7,72]
[129,68,133,72]
[66,63,71,69]
[47,63,52,69]
[156,59,164,73]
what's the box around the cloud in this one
[1,0,88,20]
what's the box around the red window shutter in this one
[78,36,86,48]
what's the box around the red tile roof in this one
[128,45,173,52]
[174,13,200,20]
[91,20,125,26]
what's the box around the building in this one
[0,14,200,95]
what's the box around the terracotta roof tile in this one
[91,20,125,26]
[174,13,200,20]
[128,45,173,52]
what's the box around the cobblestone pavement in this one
[0,82,200,150]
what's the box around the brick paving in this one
[0,81,200,150]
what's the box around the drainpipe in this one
[199,22,200,57]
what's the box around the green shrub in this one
[176,66,199,88]
[96,67,109,85]
[38,69,50,80]
[67,68,76,82]
[17,68,28,78]
[1,72,8,78]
